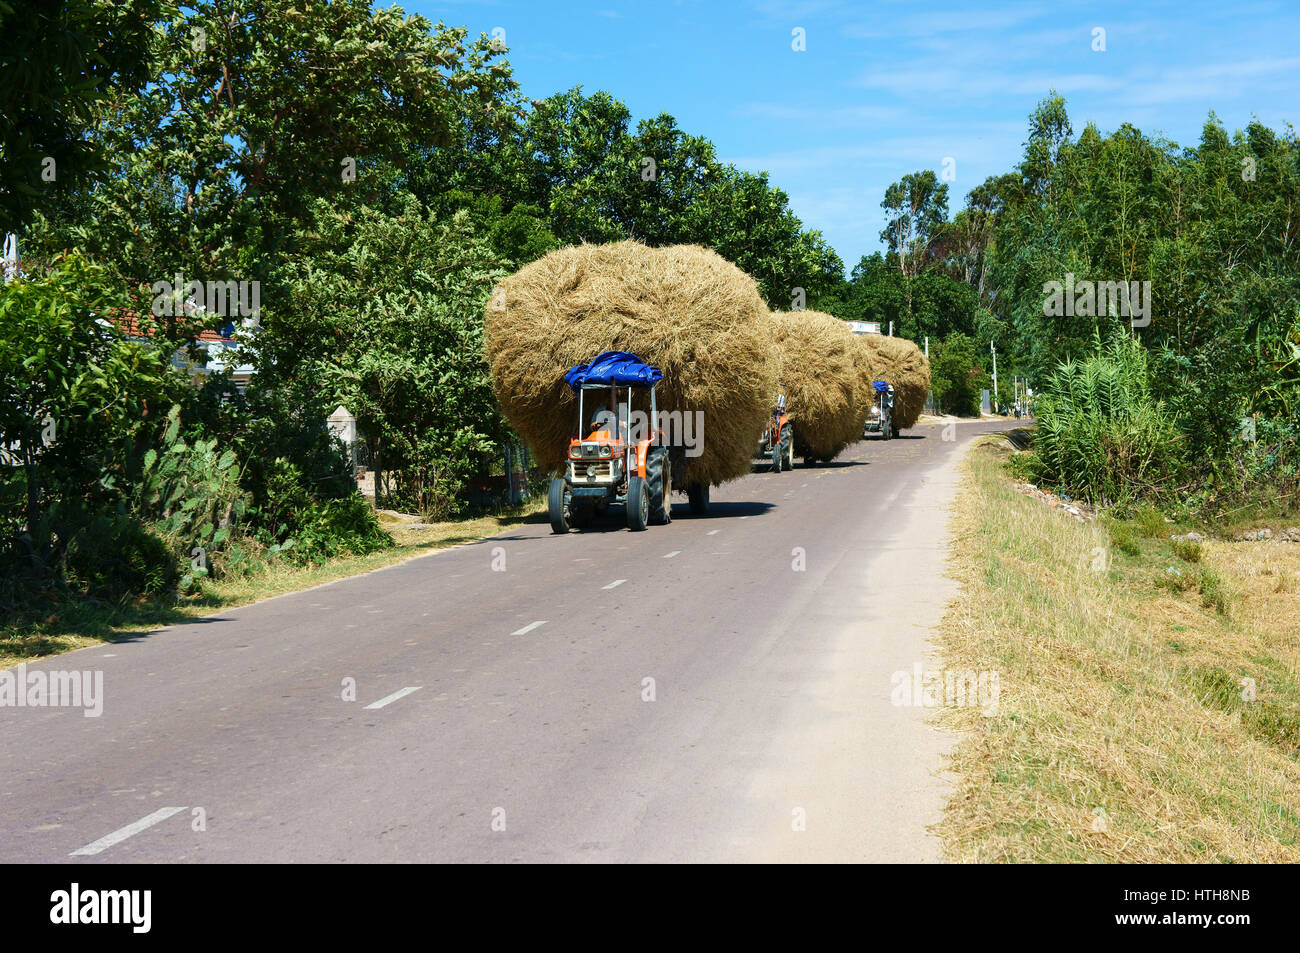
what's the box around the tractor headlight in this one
[585,464,597,478]
[569,446,582,459]
[600,445,612,458]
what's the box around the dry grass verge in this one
[937,434,1300,862]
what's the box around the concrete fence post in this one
[327,405,357,471]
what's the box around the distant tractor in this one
[548,351,681,533]
[864,380,895,440]
[757,391,794,472]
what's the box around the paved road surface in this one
[1,419,1019,862]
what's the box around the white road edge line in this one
[663,551,680,558]
[511,620,547,635]
[70,806,186,857]
[364,686,423,710]
[602,579,627,590]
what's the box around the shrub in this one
[131,405,249,587]
[1031,332,1185,504]
[283,495,391,564]
[1107,521,1140,556]
[64,511,178,600]
[1134,504,1166,538]
[1197,567,1231,616]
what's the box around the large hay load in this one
[484,241,775,488]
[858,333,930,430]
[768,310,861,462]
[851,335,885,427]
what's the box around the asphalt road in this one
[1,419,1020,863]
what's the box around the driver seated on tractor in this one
[585,387,618,439]
[774,391,786,418]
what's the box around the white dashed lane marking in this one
[511,621,547,635]
[364,687,423,710]
[70,806,186,857]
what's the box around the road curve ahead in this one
[1,420,1021,863]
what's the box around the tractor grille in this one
[572,460,613,480]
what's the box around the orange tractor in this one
[757,391,794,471]
[548,352,676,533]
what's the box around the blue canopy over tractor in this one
[873,380,891,393]
[564,351,663,390]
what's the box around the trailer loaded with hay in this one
[766,310,863,465]
[854,333,930,437]
[484,241,776,518]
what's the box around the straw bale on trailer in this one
[484,241,775,486]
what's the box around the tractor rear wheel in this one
[548,478,571,534]
[780,425,794,470]
[626,475,650,531]
[687,482,710,515]
[647,448,672,524]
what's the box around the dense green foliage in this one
[842,93,1299,508]
[0,256,179,598]
[930,332,987,416]
[0,0,167,232]
[271,198,508,517]
[5,0,1297,616]
[1031,334,1185,505]
[0,257,389,615]
[3,0,843,611]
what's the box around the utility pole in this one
[990,341,998,415]
[924,336,929,358]
[2,233,17,284]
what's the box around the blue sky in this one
[409,0,1300,270]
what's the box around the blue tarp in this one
[872,380,891,393]
[564,351,663,390]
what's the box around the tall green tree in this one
[0,0,167,232]
[271,197,508,518]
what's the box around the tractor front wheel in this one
[687,482,710,515]
[626,475,650,531]
[647,448,672,524]
[548,478,571,534]
[780,425,794,470]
